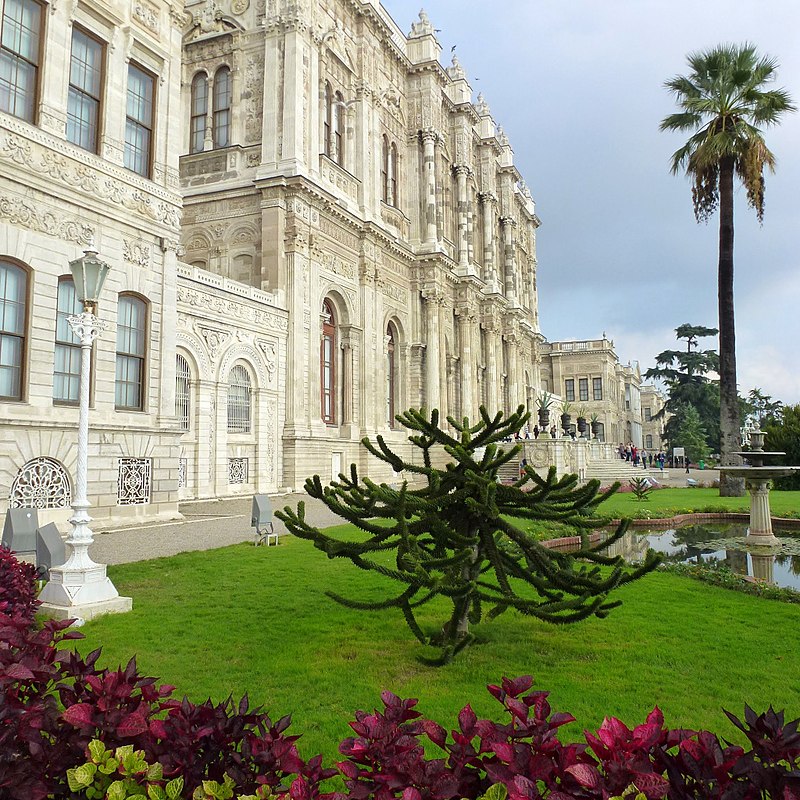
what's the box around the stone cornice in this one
[0,116,181,231]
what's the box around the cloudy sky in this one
[382,0,800,404]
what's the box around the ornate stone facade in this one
[179,1,544,487]
[0,0,184,525]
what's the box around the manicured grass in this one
[72,529,800,760]
[595,487,800,519]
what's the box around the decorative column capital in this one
[499,215,516,228]
[452,164,472,178]
[478,191,498,205]
[419,128,441,146]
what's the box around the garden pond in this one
[598,523,800,590]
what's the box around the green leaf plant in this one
[276,406,659,665]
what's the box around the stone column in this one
[507,334,520,410]
[423,290,441,410]
[480,193,498,287]
[455,165,470,269]
[340,335,354,426]
[421,130,438,245]
[457,311,474,421]
[500,216,517,304]
[486,325,498,413]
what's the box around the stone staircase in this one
[584,459,656,487]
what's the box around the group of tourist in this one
[618,443,667,470]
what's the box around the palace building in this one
[0,0,656,527]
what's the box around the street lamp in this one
[38,242,132,622]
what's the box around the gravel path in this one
[90,493,342,565]
[89,469,720,566]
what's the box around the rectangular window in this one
[578,378,589,402]
[564,379,575,402]
[592,377,603,401]
[644,407,652,422]
[0,0,42,122]
[124,63,154,177]
[67,27,103,152]
[53,279,82,403]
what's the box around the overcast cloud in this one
[382,0,800,403]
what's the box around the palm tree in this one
[660,44,795,496]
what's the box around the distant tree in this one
[276,406,659,665]
[645,323,720,451]
[744,387,783,428]
[670,404,711,464]
[763,404,800,490]
[661,44,795,496]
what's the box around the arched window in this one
[388,142,398,206]
[213,66,231,148]
[320,299,336,424]
[175,353,191,431]
[190,72,208,153]
[227,364,251,433]
[0,260,27,400]
[595,422,605,442]
[115,294,146,410]
[54,277,82,404]
[333,90,344,166]
[386,323,396,426]
[323,81,332,158]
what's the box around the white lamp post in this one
[38,243,132,622]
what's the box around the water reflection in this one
[600,523,800,591]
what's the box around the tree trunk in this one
[717,157,745,496]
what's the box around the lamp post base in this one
[39,593,132,624]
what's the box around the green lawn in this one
[72,527,800,760]
[595,487,800,519]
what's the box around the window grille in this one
[0,261,27,400]
[124,63,154,176]
[10,457,71,509]
[190,72,207,153]
[593,377,603,401]
[67,26,103,152]
[117,458,151,505]
[228,457,248,484]
[54,277,82,404]
[177,457,187,488]
[578,378,589,402]
[0,0,42,122]
[227,365,251,433]
[175,354,191,430]
[213,66,231,147]
[115,295,146,410]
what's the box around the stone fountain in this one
[719,429,800,547]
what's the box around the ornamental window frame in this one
[115,293,148,411]
[189,70,208,153]
[9,456,71,510]
[320,299,336,425]
[0,0,44,123]
[53,276,84,405]
[66,24,105,153]
[212,65,231,148]
[0,258,29,402]
[227,363,252,434]
[124,61,156,178]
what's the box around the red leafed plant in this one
[2,547,800,799]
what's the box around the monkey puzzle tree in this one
[276,407,659,665]
[661,44,795,496]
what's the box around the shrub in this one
[0,545,39,622]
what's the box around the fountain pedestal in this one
[719,429,799,548]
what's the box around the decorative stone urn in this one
[560,413,571,435]
[576,417,587,437]
[537,408,550,430]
